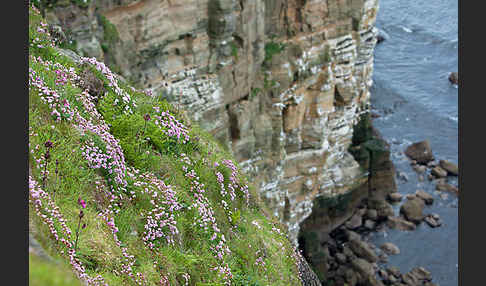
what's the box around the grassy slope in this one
[28,4,301,286]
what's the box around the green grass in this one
[28,6,301,285]
[30,254,84,286]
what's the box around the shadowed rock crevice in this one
[227,104,241,141]
[297,113,397,283]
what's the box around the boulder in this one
[397,171,409,182]
[409,267,432,282]
[345,230,362,242]
[366,209,378,221]
[404,141,434,164]
[427,160,438,168]
[343,245,356,260]
[345,268,358,286]
[365,275,385,286]
[380,242,400,255]
[424,214,442,228]
[412,165,427,173]
[406,194,417,200]
[439,160,458,176]
[386,266,401,278]
[415,190,434,205]
[346,213,363,229]
[402,272,420,285]
[448,72,458,85]
[336,265,348,277]
[378,269,388,280]
[386,216,417,231]
[351,258,375,278]
[364,219,376,230]
[388,192,403,202]
[358,207,368,217]
[431,166,447,178]
[435,178,447,185]
[378,253,389,263]
[376,201,395,219]
[336,252,347,264]
[436,182,459,195]
[348,238,379,263]
[387,275,398,284]
[400,198,425,224]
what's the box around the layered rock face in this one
[48,0,385,244]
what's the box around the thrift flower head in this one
[44,140,53,148]
[78,197,87,209]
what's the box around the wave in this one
[401,26,413,33]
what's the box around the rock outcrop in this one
[45,0,389,248]
[449,72,458,85]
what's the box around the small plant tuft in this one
[263,41,286,66]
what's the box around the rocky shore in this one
[404,140,459,196]
[298,138,458,286]
[298,192,441,286]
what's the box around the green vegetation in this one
[263,74,278,90]
[263,41,285,66]
[30,254,84,286]
[58,37,77,53]
[99,15,119,46]
[31,0,90,10]
[230,41,239,61]
[250,88,261,99]
[71,0,90,8]
[28,5,302,285]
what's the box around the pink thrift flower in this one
[77,197,87,209]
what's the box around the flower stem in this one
[74,216,82,253]
[42,155,48,190]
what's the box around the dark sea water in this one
[369,0,458,285]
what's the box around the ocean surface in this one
[368,0,458,285]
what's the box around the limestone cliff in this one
[45,0,392,246]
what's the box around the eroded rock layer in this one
[47,0,387,244]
